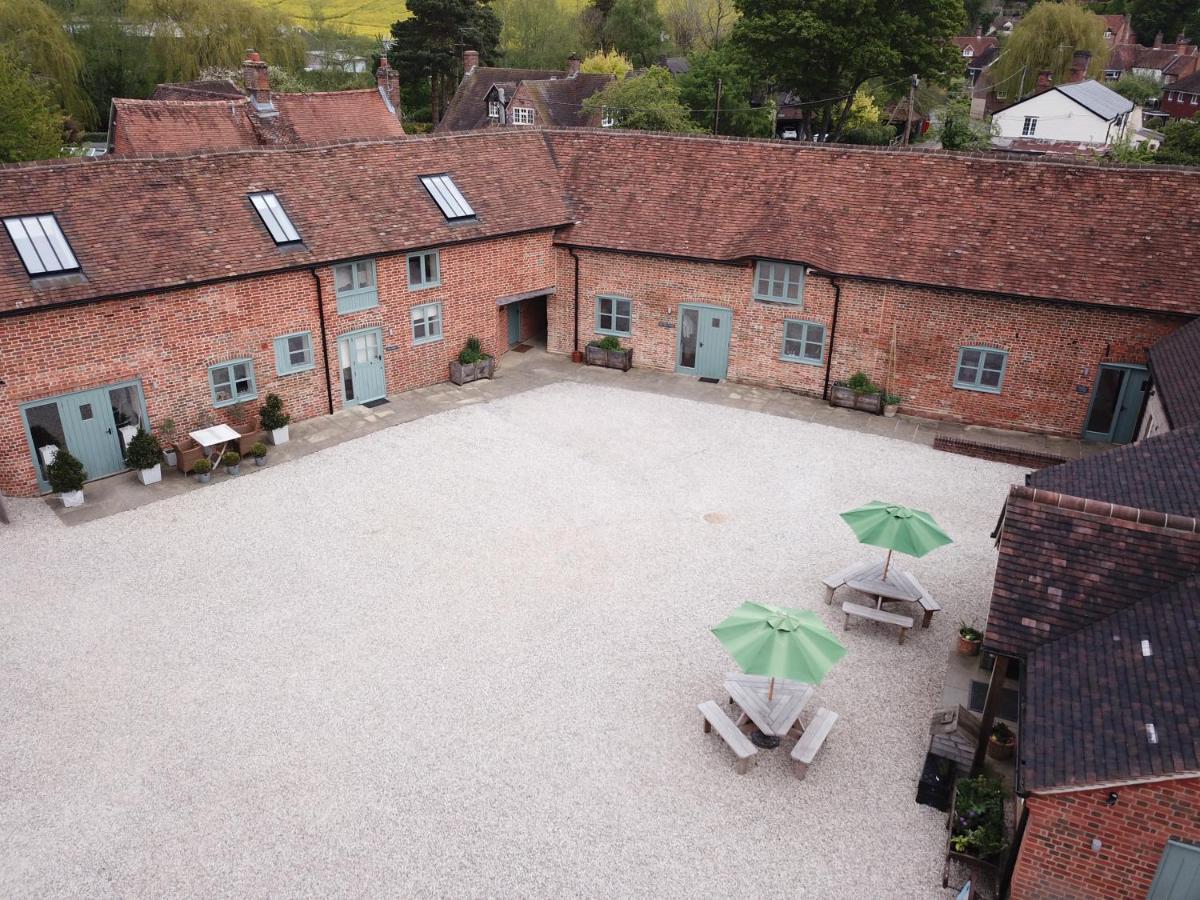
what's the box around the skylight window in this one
[3,214,80,276]
[249,192,301,245]
[420,174,475,222]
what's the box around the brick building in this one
[1,129,1198,498]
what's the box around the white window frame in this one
[511,106,535,125]
[488,100,501,119]
[1022,116,1038,137]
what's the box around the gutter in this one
[821,276,842,401]
[310,267,334,415]
[568,246,581,356]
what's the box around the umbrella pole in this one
[768,677,775,702]
[882,548,893,580]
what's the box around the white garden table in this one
[189,424,241,469]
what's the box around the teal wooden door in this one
[1083,364,1149,443]
[1148,841,1200,899]
[676,305,732,380]
[507,303,521,346]
[339,328,386,405]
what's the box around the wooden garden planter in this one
[830,384,883,414]
[585,344,632,371]
[450,356,495,385]
[941,784,1008,890]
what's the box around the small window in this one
[753,261,805,305]
[209,358,257,407]
[3,214,80,276]
[954,346,1007,393]
[411,302,443,344]
[781,320,825,365]
[512,106,535,125]
[407,250,441,290]
[1021,116,1038,137]
[596,296,632,336]
[249,192,300,245]
[600,107,616,127]
[488,100,501,119]
[274,331,315,375]
[333,259,377,314]
[420,174,475,222]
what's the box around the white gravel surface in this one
[0,382,1024,898]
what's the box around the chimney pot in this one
[463,49,479,75]
[1154,31,1164,49]
[975,25,982,38]
[566,54,581,77]
[1069,49,1091,83]
[242,49,272,108]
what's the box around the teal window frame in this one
[208,358,257,407]
[753,260,805,305]
[954,346,1008,393]
[333,258,378,314]
[596,295,632,336]
[780,319,825,365]
[407,250,440,291]
[411,301,443,345]
[273,331,315,375]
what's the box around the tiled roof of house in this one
[1018,574,1200,792]
[984,486,1200,659]
[1169,70,1200,94]
[1148,317,1200,428]
[150,80,245,101]
[1056,80,1134,120]
[269,91,405,143]
[967,46,1001,71]
[436,67,561,132]
[1028,424,1200,518]
[523,74,614,127]
[953,36,1000,57]
[0,132,569,314]
[544,130,1200,315]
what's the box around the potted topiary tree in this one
[222,450,242,477]
[158,418,177,468]
[957,622,983,656]
[450,337,495,385]
[191,458,212,484]
[260,394,290,446]
[47,448,87,507]
[987,722,1017,760]
[125,428,164,485]
[585,335,633,371]
[251,441,268,467]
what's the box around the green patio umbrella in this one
[711,602,848,699]
[839,500,953,579]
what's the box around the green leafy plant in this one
[157,417,176,441]
[591,335,623,351]
[250,442,268,459]
[883,393,901,406]
[959,622,983,641]
[221,451,241,467]
[47,448,87,493]
[259,394,289,431]
[846,371,880,394]
[992,721,1014,744]
[458,337,490,365]
[191,458,212,474]
[124,428,163,470]
[950,775,1007,859]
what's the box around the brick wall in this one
[546,248,1181,436]
[0,230,556,497]
[1011,778,1200,899]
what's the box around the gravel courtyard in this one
[0,382,1024,898]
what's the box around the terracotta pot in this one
[987,735,1016,761]
[571,350,584,364]
[957,635,982,656]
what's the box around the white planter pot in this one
[270,426,289,446]
[883,404,899,418]
[162,449,177,468]
[60,489,84,508]
[137,464,162,486]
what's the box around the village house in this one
[106,51,404,154]
[0,130,1197,499]
[436,51,614,132]
[1162,70,1200,120]
[952,30,1000,84]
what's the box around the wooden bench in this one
[791,707,838,780]
[842,601,914,644]
[699,700,758,774]
[903,572,941,628]
[822,560,877,604]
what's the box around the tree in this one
[579,49,633,78]
[935,87,992,150]
[678,45,773,136]
[732,0,963,142]
[389,0,502,122]
[0,0,88,125]
[1128,0,1200,48]
[582,65,700,131]
[604,0,667,67]
[0,50,64,162]
[1113,71,1163,106]
[662,0,736,52]
[1156,112,1200,166]
[962,0,990,36]
[494,0,581,69]
[988,1,1109,101]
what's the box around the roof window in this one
[3,214,80,276]
[420,174,475,222]
[249,192,301,245]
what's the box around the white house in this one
[991,80,1134,148]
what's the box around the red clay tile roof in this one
[544,130,1200,315]
[523,75,614,127]
[270,91,405,143]
[952,36,1000,56]
[984,486,1200,660]
[1018,574,1200,792]
[1148,317,1200,428]
[150,80,245,101]
[0,133,569,315]
[437,67,561,132]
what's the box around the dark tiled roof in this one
[436,67,561,132]
[1169,70,1200,94]
[0,133,570,314]
[1149,317,1200,427]
[968,46,1000,71]
[544,130,1200,315]
[984,487,1200,658]
[524,74,613,127]
[1019,574,1200,792]
[1028,424,1200,518]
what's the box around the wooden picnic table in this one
[846,572,923,610]
[724,672,815,739]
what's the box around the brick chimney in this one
[975,25,983,38]
[242,49,273,111]
[566,54,581,78]
[375,57,402,117]
[1068,50,1091,83]
[1153,31,1164,49]
[463,49,479,75]
[1036,70,1054,92]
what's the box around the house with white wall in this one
[992,80,1134,149]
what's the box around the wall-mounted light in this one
[1092,838,1103,853]
[1105,792,1118,806]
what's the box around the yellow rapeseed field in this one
[254,0,406,37]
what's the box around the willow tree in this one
[0,0,88,124]
[988,1,1108,101]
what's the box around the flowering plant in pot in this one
[191,458,212,483]
[222,450,242,476]
[251,441,268,467]
[260,394,290,446]
[957,622,983,656]
[987,721,1017,761]
[450,337,495,385]
[125,428,164,486]
[47,448,87,507]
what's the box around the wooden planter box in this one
[585,344,633,371]
[450,356,495,385]
[830,384,883,414]
[941,783,1008,889]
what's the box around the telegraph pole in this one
[713,78,723,134]
[902,74,919,146]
